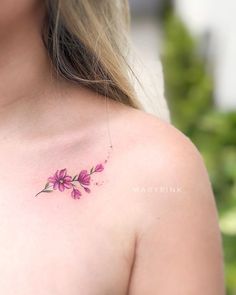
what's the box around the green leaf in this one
[72,175,78,181]
[44,182,50,189]
[43,189,53,193]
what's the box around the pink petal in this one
[64,175,72,182]
[84,187,91,193]
[64,182,73,189]
[78,170,90,186]
[59,168,67,178]
[83,177,90,186]
[76,190,82,196]
[48,176,56,183]
[78,170,88,178]
[58,183,65,192]
[55,170,60,180]
[71,188,81,199]
[94,164,104,172]
[53,182,59,190]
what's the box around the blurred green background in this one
[162,6,236,294]
[130,0,236,293]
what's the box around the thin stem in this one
[34,185,53,197]
[34,189,45,197]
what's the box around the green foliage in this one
[162,12,213,134]
[162,9,236,295]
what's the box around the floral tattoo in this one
[35,145,113,200]
[35,163,105,199]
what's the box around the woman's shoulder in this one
[109,102,204,176]
[110,104,224,294]
[108,101,218,231]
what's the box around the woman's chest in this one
[0,189,134,295]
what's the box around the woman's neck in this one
[0,5,105,146]
[0,19,53,109]
[0,5,66,140]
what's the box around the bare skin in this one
[0,1,225,294]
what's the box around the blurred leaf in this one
[220,208,236,235]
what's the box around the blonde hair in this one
[42,0,142,108]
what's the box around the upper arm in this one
[127,127,225,295]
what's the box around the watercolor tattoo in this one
[35,145,113,200]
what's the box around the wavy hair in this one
[42,0,141,108]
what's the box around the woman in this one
[0,1,225,294]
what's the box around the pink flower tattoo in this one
[35,164,104,200]
[48,168,73,192]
